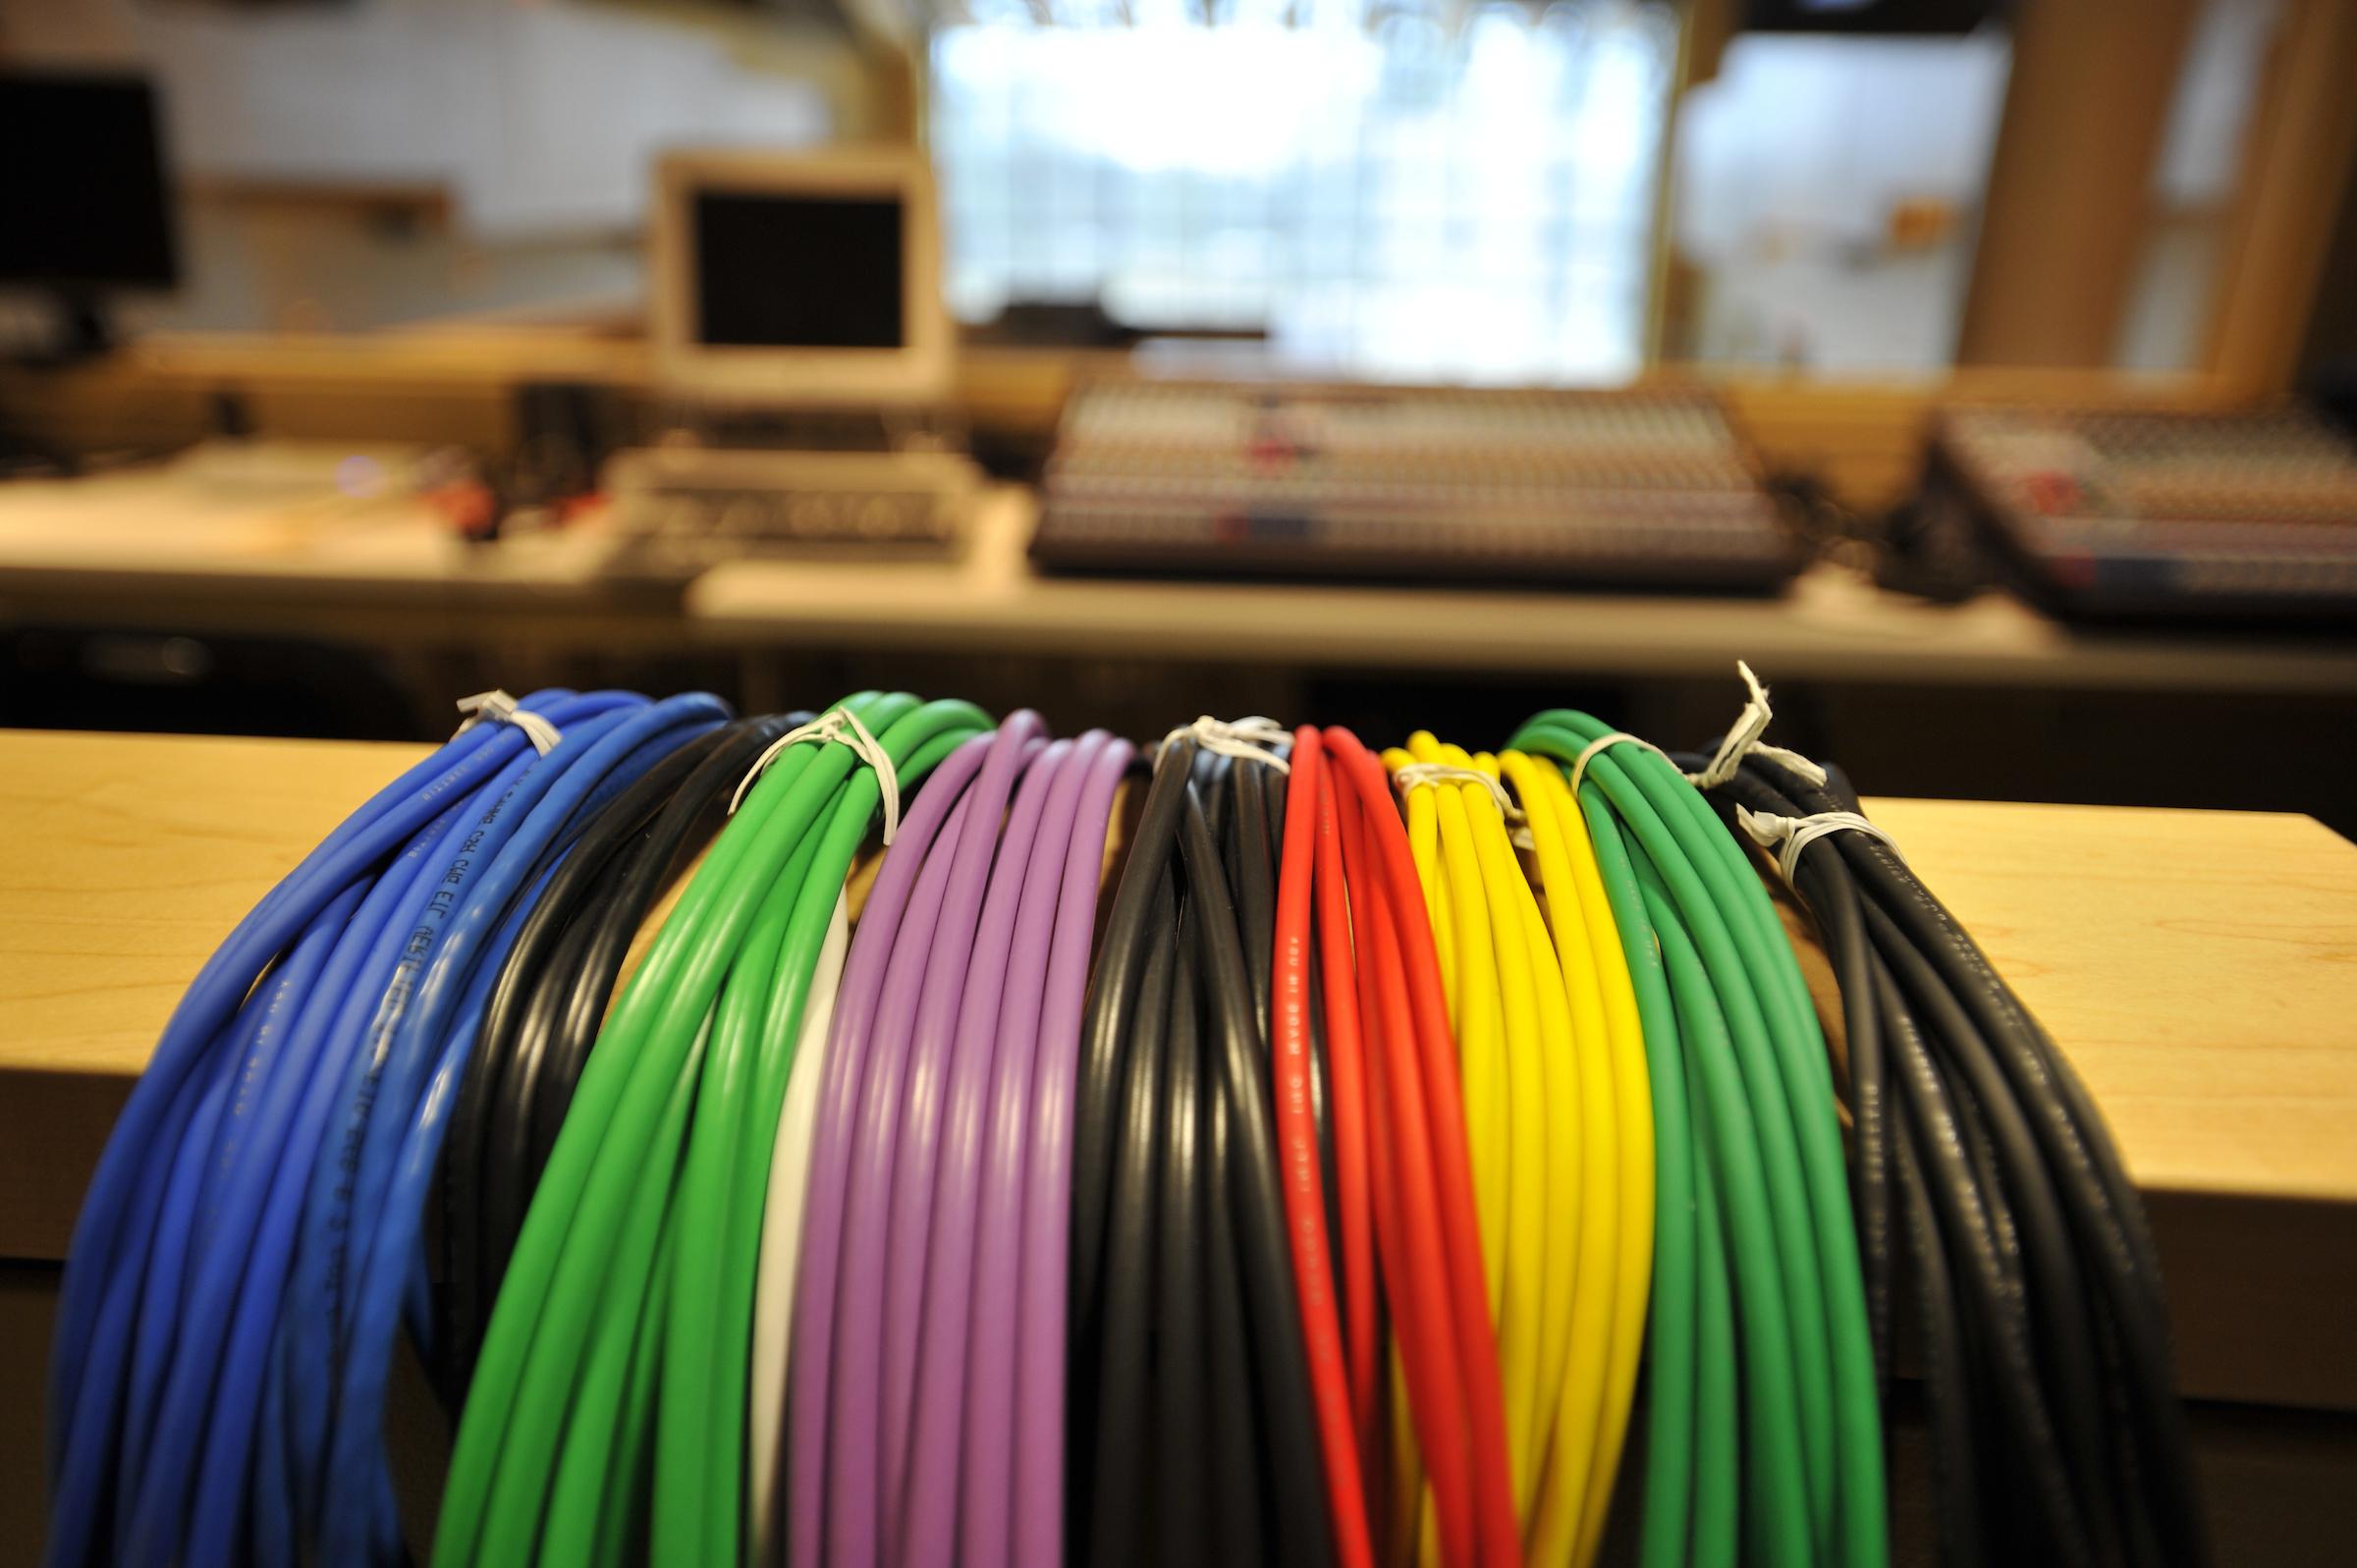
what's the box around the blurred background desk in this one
[0,460,690,738]
[8,453,2348,831]
[692,483,2357,695]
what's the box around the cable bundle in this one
[42,667,2207,1568]
[1706,753,2205,1568]
[1068,723,1337,1568]
[46,687,729,1568]
[787,710,1131,1568]
[1507,707,1887,1568]
[435,692,988,1568]
[1382,734,1656,1568]
[439,712,810,1394]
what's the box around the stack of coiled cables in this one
[1702,748,2205,1568]
[44,669,2203,1568]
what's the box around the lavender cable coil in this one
[898,731,1092,1567]
[787,731,993,1568]
[1013,733,1134,1565]
[831,712,1045,1566]
[957,730,1131,1567]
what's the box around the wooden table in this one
[2,730,2354,1557]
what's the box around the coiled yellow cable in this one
[1453,744,1581,1519]
[1502,752,1657,1566]
[1391,736,1562,1534]
[1436,738,1552,1513]
[1541,761,1657,1568]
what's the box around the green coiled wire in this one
[434,691,991,1568]
[1510,710,1888,1568]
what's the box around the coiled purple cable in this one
[829,712,1044,1566]
[786,730,991,1568]
[896,731,1090,1567]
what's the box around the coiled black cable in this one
[1704,751,2207,1568]
[1087,869,1176,1564]
[1178,770,1330,1568]
[497,714,799,1195]
[438,713,797,1396]
[1069,735,1331,1568]
[1155,899,1212,1564]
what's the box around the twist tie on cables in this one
[453,689,562,757]
[1684,660,1829,791]
[1162,714,1291,774]
[1736,805,1904,889]
[730,707,903,842]
[1568,731,1677,797]
[1392,762,1535,849]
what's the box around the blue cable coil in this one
[44,687,731,1568]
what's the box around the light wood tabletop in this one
[2,728,2352,1407]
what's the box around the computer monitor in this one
[648,146,951,409]
[0,71,178,356]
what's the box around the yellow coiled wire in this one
[1387,737,1563,1540]
[1502,751,1657,1567]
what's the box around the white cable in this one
[730,707,903,840]
[1161,714,1291,773]
[748,892,850,1563]
[1683,661,1829,790]
[1735,805,1905,889]
[451,689,562,756]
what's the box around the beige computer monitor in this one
[648,145,951,409]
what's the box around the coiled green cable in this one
[1511,710,1887,1568]
[435,692,990,1568]
[657,702,986,1566]
[1565,786,1711,1568]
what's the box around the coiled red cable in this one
[1324,734,1480,1568]
[1328,726,1523,1568]
[1305,739,1381,1484]
[1275,730,1376,1568]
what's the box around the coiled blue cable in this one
[221,694,724,1566]
[48,708,526,1481]
[113,885,360,1546]
[311,693,731,1565]
[137,697,679,1565]
[45,689,638,1568]
[110,730,564,1566]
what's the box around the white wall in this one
[2,0,836,239]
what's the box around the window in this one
[929,0,1677,382]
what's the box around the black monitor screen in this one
[691,190,904,351]
[0,73,178,290]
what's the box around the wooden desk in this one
[0,467,683,651]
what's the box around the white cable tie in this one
[1162,714,1291,774]
[1391,762,1514,820]
[453,689,562,756]
[1567,730,1677,797]
[1392,762,1536,850]
[1683,661,1830,791]
[1736,805,1905,889]
[730,706,903,842]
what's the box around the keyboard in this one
[602,447,976,567]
